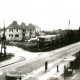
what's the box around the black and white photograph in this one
[0,0,80,80]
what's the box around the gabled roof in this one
[6,21,36,30]
[21,23,36,30]
[7,21,23,29]
[20,22,29,30]
[28,23,36,30]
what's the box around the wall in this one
[5,29,23,41]
[25,30,30,40]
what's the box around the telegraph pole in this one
[67,19,70,34]
[3,26,6,57]
[67,19,70,44]
[68,19,70,30]
[2,20,6,57]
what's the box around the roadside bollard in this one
[20,76,21,80]
[57,65,59,72]
[64,65,66,78]
[64,65,66,72]
[45,61,48,72]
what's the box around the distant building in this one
[20,22,30,40]
[28,23,36,38]
[0,21,41,41]
[35,25,41,33]
[39,31,46,36]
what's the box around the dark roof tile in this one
[7,21,23,29]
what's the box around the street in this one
[0,42,80,80]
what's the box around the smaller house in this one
[20,22,30,40]
[5,21,24,41]
[28,23,36,38]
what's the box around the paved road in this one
[71,72,80,80]
[69,67,80,80]
[0,42,80,80]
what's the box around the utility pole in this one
[67,19,70,44]
[2,20,6,57]
[68,19,70,30]
[3,26,6,57]
[45,61,48,72]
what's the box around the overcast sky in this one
[0,0,80,30]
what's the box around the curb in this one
[0,57,26,68]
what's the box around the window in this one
[9,34,13,37]
[23,30,25,32]
[16,29,18,32]
[9,29,13,32]
[15,34,19,37]
[23,33,25,36]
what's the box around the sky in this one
[0,0,80,30]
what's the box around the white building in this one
[1,21,40,41]
[28,23,36,38]
[5,21,24,41]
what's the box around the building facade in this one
[1,21,40,41]
[5,29,23,41]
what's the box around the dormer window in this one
[9,29,13,32]
[16,29,18,32]
[9,34,13,37]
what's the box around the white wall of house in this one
[25,30,30,40]
[0,28,37,41]
[5,29,23,41]
[30,29,36,38]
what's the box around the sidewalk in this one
[22,58,70,80]
[37,56,76,80]
[0,44,39,68]
[38,61,69,80]
[0,56,26,68]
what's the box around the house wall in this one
[0,28,37,41]
[23,29,36,40]
[25,30,30,40]
[30,29,36,38]
[5,29,23,41]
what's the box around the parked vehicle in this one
[37,34,62,49]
